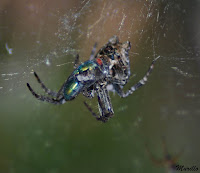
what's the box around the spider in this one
[145,138,183,173]
[27,36,160,122]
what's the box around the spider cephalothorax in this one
[95,36,131,86]
[27,36,159,122]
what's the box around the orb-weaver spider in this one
[27,36,159,122]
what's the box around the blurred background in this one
[0,0,200,173]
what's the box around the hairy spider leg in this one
[27,83,66,104]
[145,138,183,171]
[74,42,97,69]
[83,101,104,121]
[33,72,58,97]
[114,56,160,98]
[161,137,183,168]
[83,103,110,123]
[82,85,95,98]
[74,54,80,69]
[145,142,166,166]
[89,42,97,60]
[84,83,114,122]
[96,85,114,119]
[32,71,65,99]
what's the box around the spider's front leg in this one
[113,56,160,98]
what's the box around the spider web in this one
[0,1,200,172]
[0,0,199,100]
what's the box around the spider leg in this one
[83,102,112,123]
[82,85,95,98]
[55,83,66,99]
[33,72,58,97]
[89,42,97,60]
[161,137,169,158]
[96,84,114,119]
[114,56,160,98]
[83,101,102,121]
[146,139,183,172]
[27,83,66,104]
[145,143,166,166]
[161,137,183,166]
[84,83,114,122]
[74,54,79,69]
[108,35,119,44]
